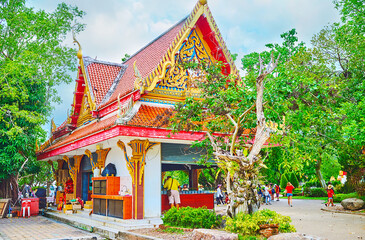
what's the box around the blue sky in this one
[28,0,340,131]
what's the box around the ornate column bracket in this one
[117,140,157,184]
[117,139,158,219]
[47,160,57,184]
[63,155,82,196]
[63,156,75,182]
[85,148,111,173]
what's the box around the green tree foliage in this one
[245,4,365,190]
[169,53,282,215]
[288,172,299,188]
[0,0,84,200]
[280,174,288,190]
[163,170,189,187]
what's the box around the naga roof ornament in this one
[73,30,82,60]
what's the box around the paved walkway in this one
[0,216,101,240]
[261,199,365,240]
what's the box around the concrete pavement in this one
[0,216,101,240]
[262,199,365,240]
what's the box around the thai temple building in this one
[37,0,238,220]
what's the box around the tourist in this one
[285,182,295,207]
[225,192,230,204]
[22,184,31,198]
[270,183,275,201]
[182,184,189,191]
[264,184,272,205]
[275,184,280,201]
[216,184,224,205]
[325,185,335,207]
[163,176,180,209]
[257,184,263,201]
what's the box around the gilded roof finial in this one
[133,61,145,94]
[199,0,207,5]
[72,30,82,60]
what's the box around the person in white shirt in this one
[216,184,224,205]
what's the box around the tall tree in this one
[168,47,281,215]
[0,0,84,201]
[255,0,365,190]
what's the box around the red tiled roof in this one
[100,19,187,108]
[44,115,118,152]
[127,105,173,128]
[83,58,126,106]
[41,105,172,153]
[55,119,67,132]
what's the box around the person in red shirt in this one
[275,184,281,201]
[285,182,295,207]
[325,185,335,207]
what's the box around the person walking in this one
[285,182,295,207]
[264,184,272,205]
[164,176,180,209]
[325,184,336,207]
[257,184,263,201]
[216,184,224,205]
[275,184,280,201]
[270,183,275,201]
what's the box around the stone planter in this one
[259,224,279,238]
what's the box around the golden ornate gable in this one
[140,0,238,104]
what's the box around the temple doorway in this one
[82,171,92,202]
[80,155,93,202]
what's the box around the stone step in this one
[84,204,92,209]
[44,209,162,239]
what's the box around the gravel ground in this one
[129,227,194,240]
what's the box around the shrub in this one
[307,187,327,197]
[331,180,342,186]
[303,187,311,196]
[342,182,355,194]
[162,207,222,229]
[334,183,344,193]
[333,192,365,203]
[303,178,321,188]
[293,188,302,196]
[288,172,299,188]
[280,174,289,190]
[225,209,296,237]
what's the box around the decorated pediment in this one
[159,28,212,90]
[68,65,95,128]
[140,1,238,104]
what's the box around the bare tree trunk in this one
[0,175,19,204]
[316,157,326,188]
[225,54,280,217]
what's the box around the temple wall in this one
[104,145,132,194]
[144,143,161,218]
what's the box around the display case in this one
[91,176,132,219]
[92,176,119,195]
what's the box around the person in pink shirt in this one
[285,182,295,207]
